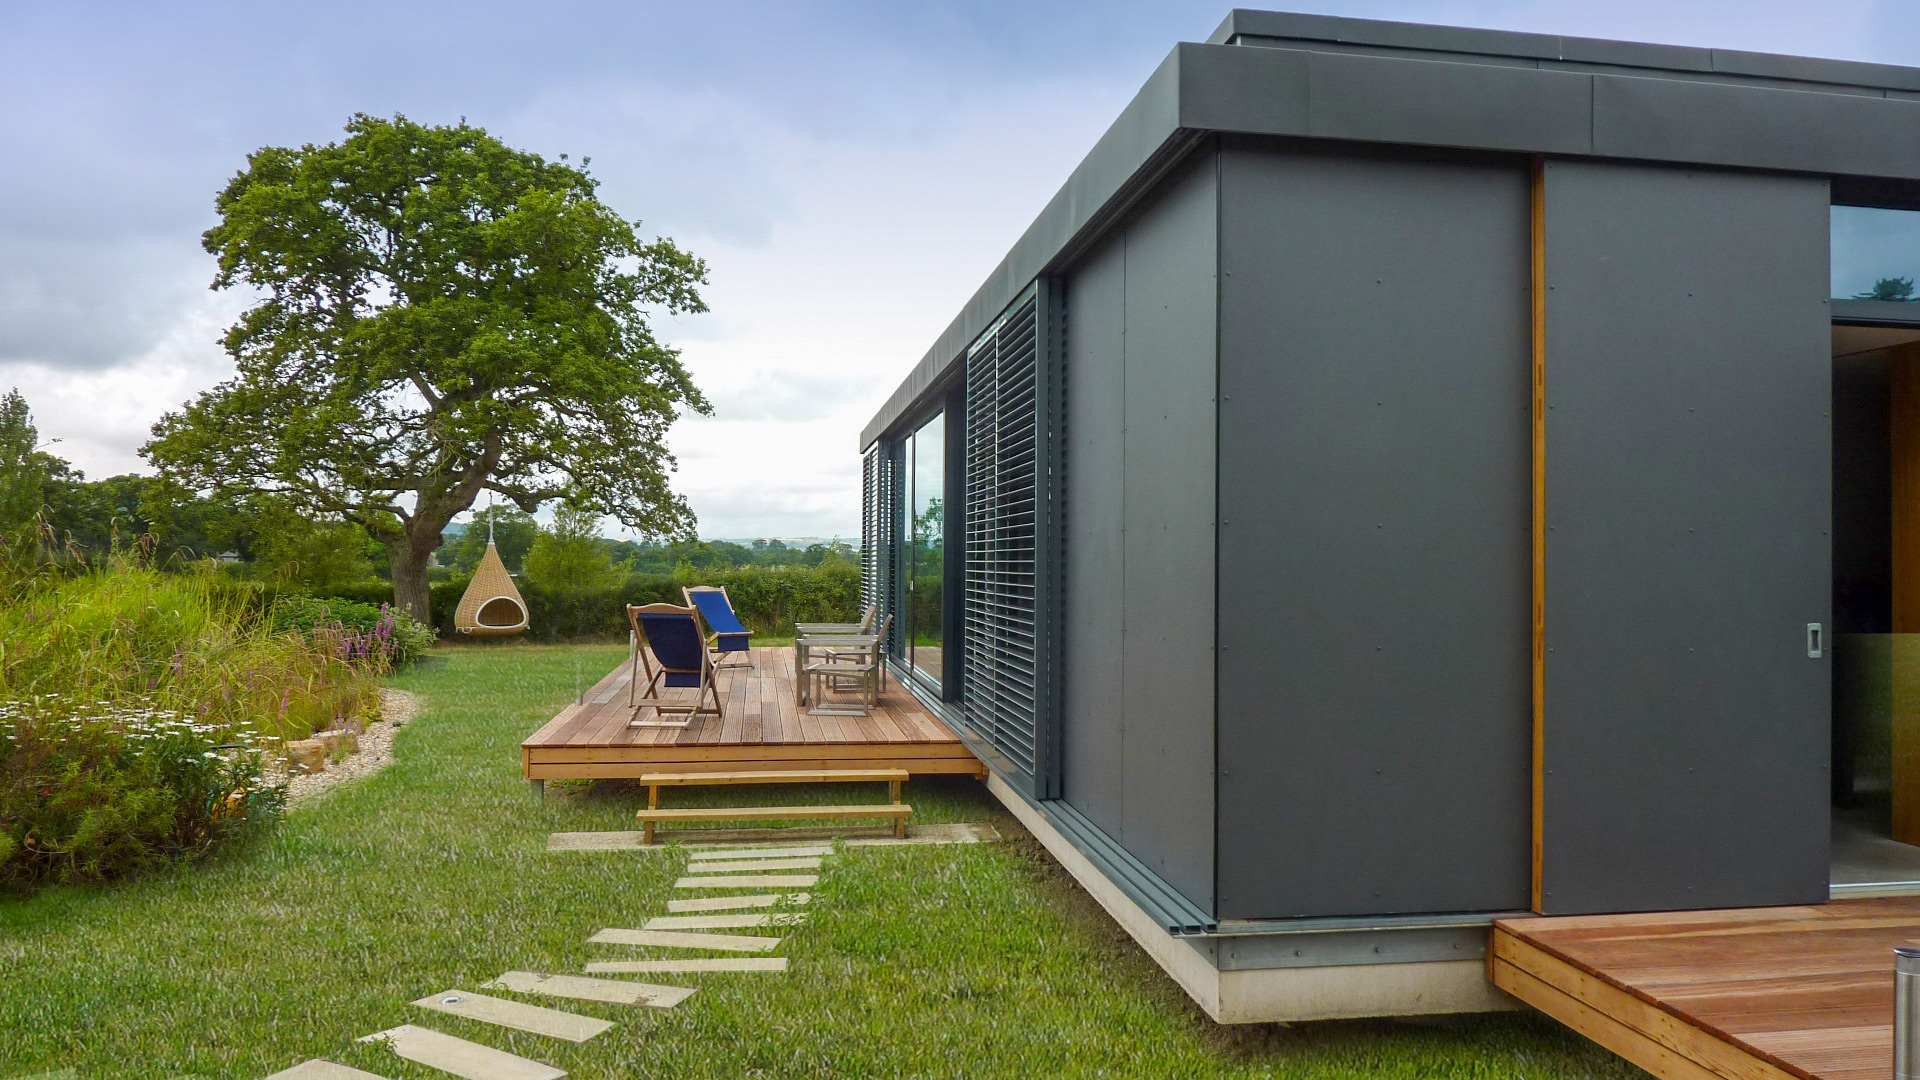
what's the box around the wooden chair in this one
[795,604,877,637]
[627,603,722,726]
[684,585,754,669]
[805,613,891,716]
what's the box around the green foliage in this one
[271,595,437,666]
[524,503,623,593]
[611,537,858,573]
[334,562,860,640]
[1858,276,1918,302]
[0,563,380,744]
[247,505,383,593]
[0,389,74,543]
[143,113,714,622]
[0,701,284,891]
[436,506,538,574]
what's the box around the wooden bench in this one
[636,768,911,844]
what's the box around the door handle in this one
[1807,623,1823,659]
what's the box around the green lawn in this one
[0,643,1642,1080]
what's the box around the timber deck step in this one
[638,765,913,843]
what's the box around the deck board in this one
[1495,896,1920,1080]
[523,647,984,779]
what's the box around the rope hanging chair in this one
[454,509,529,638]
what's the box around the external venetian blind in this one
[861,444,898,651]
[963,293,1041,776]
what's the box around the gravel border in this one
[275,688,419,806]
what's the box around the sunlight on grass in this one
[0,643,1641,1079]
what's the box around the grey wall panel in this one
[1117,156,1218,911]
[1062,233,1128,839]
[1214,142,1533,920]
[1059,154,1218,914]
[1305,51,1592,154]
[1593,75,1920,180]
[1540,161,1831,914]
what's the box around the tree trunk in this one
[390,534,436,626]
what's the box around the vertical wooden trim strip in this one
[1530,157,1548,913]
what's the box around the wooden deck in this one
[1492,897,1920,1080]
[521,647,985,780]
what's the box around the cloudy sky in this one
[2,0,1915,540]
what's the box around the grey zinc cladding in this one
[1213,142,1532,920]
[861,16,1920,447]
[1538,161,1832,914]
[1060,154,1219,913]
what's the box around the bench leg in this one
[890,777,906,838]
[529,779,545,805]
[643,784,659,845]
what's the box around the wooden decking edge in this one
[1490,928,1807,1080]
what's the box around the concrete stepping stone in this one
[410,989,612,1043]
[685,845,831,859]
[683,856,823,873]
[589,928,783,952]
[359,1025,565,1080]
[485,971,696,1009]
[667,892,809,912]
[264,1062,390,1080]
[676,874,817,888]
[643,912,805,930]
[586,957,788,974]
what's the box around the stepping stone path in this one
[676,873,819,888]
[360,1025,565,1080]
[589,928,785,952]
[666,891,810,911]
[683,856,824,872]
[586,957,789,974]
[410,990,614,1043]
[255,831,864,1078]
[485,971,697,1009]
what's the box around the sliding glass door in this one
[902,412,945,691]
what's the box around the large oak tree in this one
[146,114,711,621]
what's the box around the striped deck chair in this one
[627,603,722,727]
[684,585,754,669]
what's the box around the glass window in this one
[1833,205,1920,302]
[903,413,944,689]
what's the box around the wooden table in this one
[794,634,878,707]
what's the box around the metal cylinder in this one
[1897,946,1920,1080]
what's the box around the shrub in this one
[272,595,437,665]
[0,699,285,891]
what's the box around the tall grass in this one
[0,562,376,744]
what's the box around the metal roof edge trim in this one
[1210,8,1920,93]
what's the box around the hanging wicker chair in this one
[454,540,529,637]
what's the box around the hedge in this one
[328,562,861,642]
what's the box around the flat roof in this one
[861,9,1920,448]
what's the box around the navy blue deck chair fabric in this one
[684,585,753,666]
[627,602,721,720]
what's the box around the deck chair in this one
[684,585,753,669]
[795,604,877,638]
[627,603,722,727]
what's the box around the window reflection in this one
[1833,205,1920,302]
